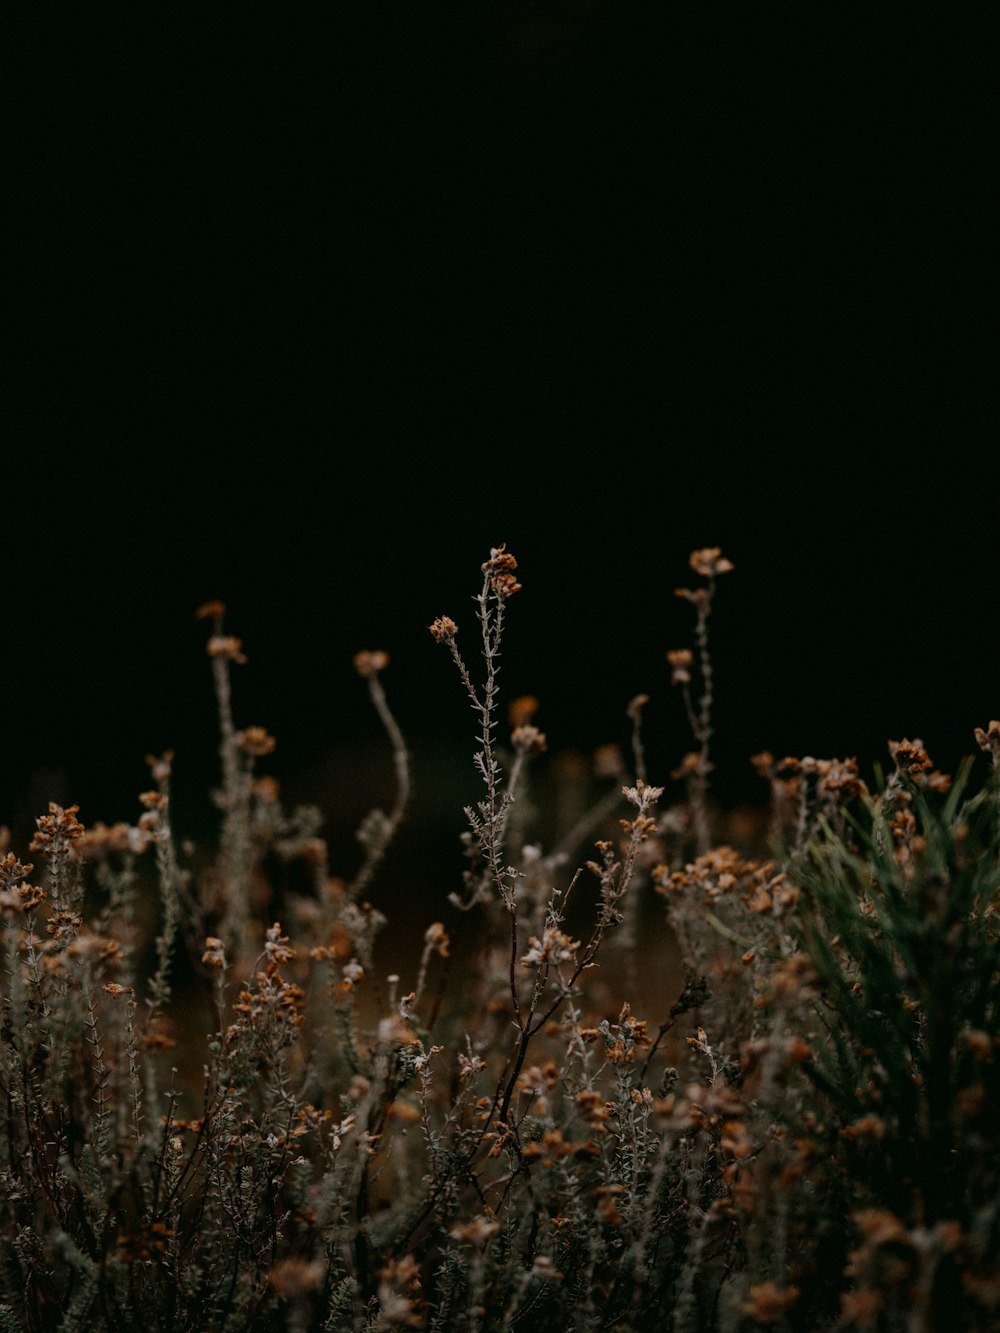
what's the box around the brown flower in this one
[841,1114,886,1141]
[512,724,547,755]
[508,695,539,727]
[740,1281,800,1323]
[353,649,389,678]
[253,776,282,804]
[689,547,734,578]
[671,751,712,781]
[145,750,174,783]
[674,586,709,607]
[201,937,226,968]
[239,727,277,757]
[593,744,625,778]
[449,1215,501,1246]
[429,615,457,642]
[206,635,247,664]
[852,1208,908,1247]
[626,693,650,723]
[268,1256,325,1299]
[76,821,136,859]
[482,544,521,597]
[423,921,450,958]
[667,649,693,685]
[839,1288,884,1325]
[482,543,518,576]
[974,719,1000,764]
[491,571,522,599]
[17,883,47,912]
[887,738,932,776]
[102,982,136,998]
[30,804,85,854]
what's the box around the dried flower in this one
[206,635,247,664]
[16,882,47,912]
[852,1209,908,1247]
[253,776,282,803]
[593,743,625,778]
[102,982,135,999]
[601,1003,651,1063]
[626,693,650,724]
[342,959,365,987]
[482,543,518,577]
[622,779,665,808]
[530,1255,562,1282]
[377,1255,424,1328]
[144,750,174,784]
[964,1029,994,1062]
[667,648,694,685]
[30,803,85,854]
[423,921,450,958]
[46,910,82,940]
[841,1114,887,1141]
[813,756,868,801]
[238,726,277,757]
[521,926,580,968]
[263,922,294,965]
[508,695,539,727]
[974,719,1000,765]
[689,547,734,578]
[491,571,521,599]
[429,615,457,642]
[449,1215,501,1246]
[353,649,390,678]
[888,737,933,776]
[482,544,521,597]
[839,1288,884,1324]
[511,724,547,755]
[740,1281,800,1323]
[201,936,226,968]
[674,586,709,607]
[268,1256,325,1300]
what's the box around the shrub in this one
[1,547,997,1330]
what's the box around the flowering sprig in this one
[430,545,527,912]
[669,547,734,853]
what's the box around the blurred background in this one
[7,6,996,903]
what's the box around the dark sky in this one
[7,5,996,855]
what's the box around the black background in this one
[7,5,996,874]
